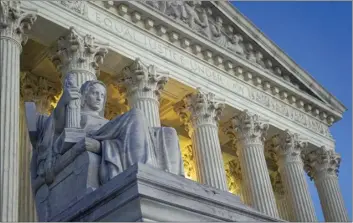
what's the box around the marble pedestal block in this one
[50,163,282,222]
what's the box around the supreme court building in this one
[0,1,350,222]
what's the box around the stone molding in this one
[51,26,108,81]
[303,146,341,180]
[0,1,37,47]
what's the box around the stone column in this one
[232,110,279,217]
[175,88,228,191]
[272,130,317,222]
[304,147,349,222]
[0,2,36,221]
[121,58,168,127]
[52,26,108,88]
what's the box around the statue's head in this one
[80,80,107,117]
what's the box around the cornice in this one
[216,1,347,115]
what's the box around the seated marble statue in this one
[33,79,184,186]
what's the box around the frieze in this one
[84,5,331,139]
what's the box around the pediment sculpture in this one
[26,71,185,221]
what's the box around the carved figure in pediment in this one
[165,0,187,21]
[146,1,167,13]
[255,51,265,67]
[183,1,207,29]
[210,16,227,47]
[246,43,257,63]
[227,33,245,55]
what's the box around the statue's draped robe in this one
[35,108,184,184]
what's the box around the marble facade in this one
[0,1,350,222]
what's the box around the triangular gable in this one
[214,1,346,114]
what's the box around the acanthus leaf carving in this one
[232,110,269,145]
[272,130,308,163]
[120,58,169,101]
[303,146,341,180]
[52,27,108,80]
[0,1,37,46]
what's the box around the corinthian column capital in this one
[0,1,37,46]
[52,27,108,80]
[232,110,269,145]
[303,146,341,180]
[272,130,307,163]
[185,88,225,127]
[121,58,169,100]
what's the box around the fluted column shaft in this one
[274,131,317,221]
[0,2,36,221]
[314,174,348,222]
[278,159,317,221]
[275,194,292,221]
[191,124,227,190]
[122,59,168,127]
[304,147,349,222]
[128,88,161,127]
[233,111,279,217]
[176,88,227,190]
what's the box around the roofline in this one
[217,1,347,114]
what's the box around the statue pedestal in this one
[50,163,282,222]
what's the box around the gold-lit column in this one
[175,88,228,191]
[232,110,279,218]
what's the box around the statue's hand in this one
[84,137,101,154]
[61,87,80,106]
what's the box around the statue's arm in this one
[53,87,81,133]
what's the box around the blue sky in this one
[232,1,352,221]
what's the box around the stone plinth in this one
[50,163,282,222]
